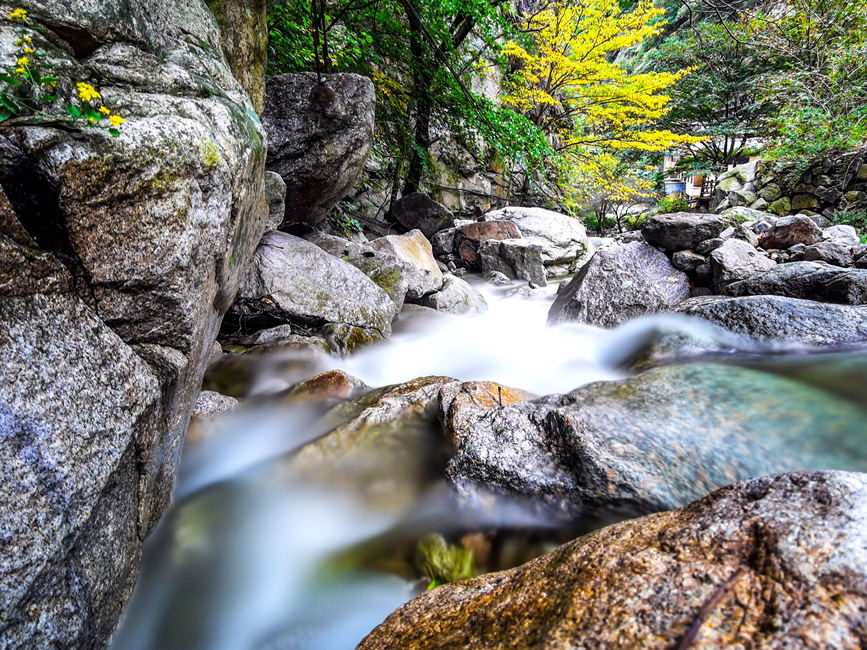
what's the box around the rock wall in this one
[716,148,867,219]
[0,0,267,646]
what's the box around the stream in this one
[109,277,867,650]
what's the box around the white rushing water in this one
[109,276,816,650]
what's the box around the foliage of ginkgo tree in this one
[501,0,701,208]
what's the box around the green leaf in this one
[109,127,120,137]
[0,106,12,123]
[66,105,81,118]
[0,73,20,85]
[41,76,58,84]
[42,94,58,102]
[0,95,21,114]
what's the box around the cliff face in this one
[0,0,268,646]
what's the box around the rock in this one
[230,323,295,346]
[204,0,267,114]
[306,231,408,309]
[227,231,397,348]
[368,230,444,299]
[483,270,511,286]
[319,322,387,357]
[430,228,457,258]
[671,250,706,273]
[724,262,867,305]
[186,390,241,445]
[721,206,769,223]
[750,197,769,211]
[548,242,690,328]
[792,194,820,210]
[453,221,521,269]
[414,275,488,316]
[824,224,860,246]
[263,73,375,227]
[768,196,792,216]
[279,369,369,405]
[0,0,268,643]
[694,263,713,285]
[281,376,459,510]
[732,223,759,247]
[695,238,724,255]
[443,362,867,516]
[761,215,823,248]
[478,239,547,287]
[709,239,776,292]
[803,241,854,267]
[391,193,455,238]
[360,471,867,649]
[438,381,537,439]
[759,182,782,202]
[482,206,591,270]
[751,219,776,235]
[642,213,727,252]
[263,171,287,232]
[673,295,867,346]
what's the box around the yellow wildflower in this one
[76,82,101,102]
[16,56,28,67]
[8,8,27,21]
[98,106,110,115]
[15,36,32,46]
[22,47,34,54]
[15,67,25,75]
[109,114,125,127]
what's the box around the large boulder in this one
[414,274,488,316]
[482,206,591,273]
[360,471,867,649]
[548,242,690,328]
[262,73,375,228]
[724,262,867,304]
[478,238,547,286]
[760,215,823,249]
[802,240,854,267]
[453,221,521,269]
[368,230,444,299]
[674,295,867,347]
[227,231,397,352]
[642,212,727,252]
[0,0,268,645]
[391,193,454,239]
[443,363,867,515]
[709,238,776,292]
[306,231,408,309]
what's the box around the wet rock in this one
[369,230,444,299]
[444,363,867,515]
[824,224,860,246]
[186,390,240,445]
[724,262,867,304]
[0,0,267,643]
[482,207,591,271]
[280,369,369,405]
[709,239,776,292]
[483,270,511,286]
[391,193,455,239]
[319,322,386,357]
[641,213,727,252]
[414,275,488,316]
[478,239,547,287]
[438,381,537,439]
[803,241,854,267]
[548,242,690,328]
[281,377,459,510]
[454,221,521,269]
[228,231,397,340]
[306,231,408,309]
[760,215,823,249]
[360,471,867,649]
[671,250,706,273]
[263,73,375,227]
[263,171,287,232]
[674,295,867,346]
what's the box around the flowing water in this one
[110,277,867,650]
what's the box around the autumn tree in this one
[500,0,700,204]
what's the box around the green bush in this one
[657,194,691,213]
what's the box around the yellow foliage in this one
[502,0,701,162]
